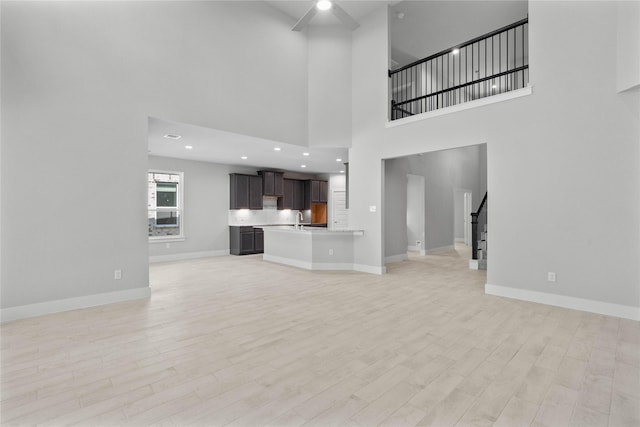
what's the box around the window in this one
[148,171,183,240]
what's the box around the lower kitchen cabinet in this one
[254,228,264,252]
[230,226,264,255]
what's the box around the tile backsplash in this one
[229,197,311,225]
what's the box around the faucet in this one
[295,211,304,230]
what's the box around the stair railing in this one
[471,192,487,260]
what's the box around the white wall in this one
[424,146,482,251]
[148,156,247,260]
[1,1,308,310]
[308,27,352,147]
[351,2,640,313]
[383,158,409,258]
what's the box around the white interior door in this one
[407,174,425,252]
[463,192,473,246]
[332,190,348,229]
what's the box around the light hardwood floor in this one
[1,245,639,426]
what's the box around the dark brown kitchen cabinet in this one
[278,179,305,210]
[259,171,284,197]
[229,174,262,210]
[248,175,262,209]
[305,179,328,207]
[254,228,264,252]
[230,226,263,255]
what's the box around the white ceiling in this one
[266,1,394,28]
[148,117,348,174]
[389,1,529,67]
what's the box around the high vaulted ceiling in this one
[266,1,395,28]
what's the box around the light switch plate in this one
[369,205,377,212]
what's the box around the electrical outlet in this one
[329,249,334,256]
[114,269,122,280]
[165,243,171,249]
[547,272,556,282]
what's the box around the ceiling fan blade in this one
[292,5,318,31]
[330,3,360,31]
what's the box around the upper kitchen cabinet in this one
[229,173,263,210]
[259,171,284,197]
[278,178,305,210]
[305,179,328,207]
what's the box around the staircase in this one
[470,192,487,270]
[476,223,488,270]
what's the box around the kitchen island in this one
[263,226,364,271]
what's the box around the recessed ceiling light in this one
[340,170,345,173]
[317,0,332,11]
[452,49,460,55]
[301,164,307,168]
[185,145,193,150]
[163,134,182,140]
[336,158,342,162]
[303,152,310,156]
[491,84,497,89]
[274,147,281,151]
[241,156,248,160]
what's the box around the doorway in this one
[454,189,473,247]
[383,143,487,264]
[407,174,425,254]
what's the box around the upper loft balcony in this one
[388,0,530,122]
[389,17,529,121]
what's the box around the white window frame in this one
[148,170,185,242]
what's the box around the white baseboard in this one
[1,287,151,323]
[407,246,427,255]
[425,245,455,254]
[353,264,386,275]
[485,283,640,321]
[149,249,229,264]
[385,253,408,263]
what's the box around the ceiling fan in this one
[292,0,360,31]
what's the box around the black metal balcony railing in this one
[389,18,529,120]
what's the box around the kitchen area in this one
[148,117,360,269]
[228,170,363,271]
[228,170,330,255]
